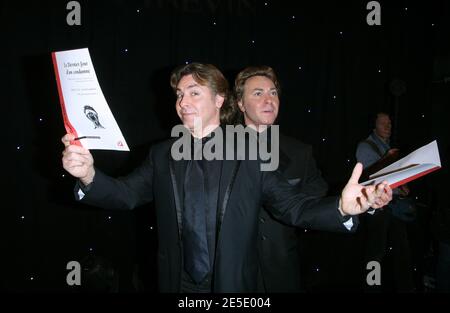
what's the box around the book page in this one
[370,140,440,178]
[52,48,129,151]
[362,140,442,188]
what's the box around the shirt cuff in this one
[337,200,354,231]
[77,188,85,200]
[75,179,93,200]
[343,217,354,230]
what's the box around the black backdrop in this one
[1,0,449,292]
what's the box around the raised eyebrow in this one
[251,87,277,92]
[177,83,200,91]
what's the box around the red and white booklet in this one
[361,140,441,188]
[52,47,129,151]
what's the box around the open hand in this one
[339,163,393,216]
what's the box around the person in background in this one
[356,112,415,292]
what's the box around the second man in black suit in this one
[233,66,328,292]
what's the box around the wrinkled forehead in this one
[243,75,276,93]
[177,73,210,90]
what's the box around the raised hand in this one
[339,163,392,216]
[61,133,95,186]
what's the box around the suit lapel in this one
[169,155,187,241]
[216,128,241,236]
[278,147,291,174]
[217,159,240,227]
[169,127,241,242]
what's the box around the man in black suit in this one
[233,66,328,292]
[61,63,392,292]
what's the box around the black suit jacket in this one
[75,129,356,292]
[257,134,328,292]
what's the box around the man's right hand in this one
[61,133,95,186]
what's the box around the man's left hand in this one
[339,163,393,216]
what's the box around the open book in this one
[361,140,441,188]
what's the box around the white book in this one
[52,47,129,151]
[361,140,441,188]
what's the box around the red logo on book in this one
[117,141,123,147]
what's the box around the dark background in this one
[1,0,449,292]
